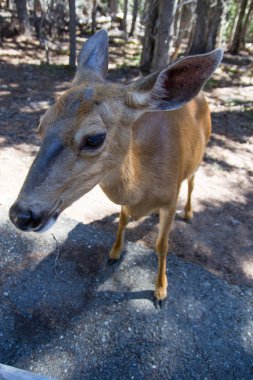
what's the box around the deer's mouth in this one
[34,211,60,233]
[33,200,62,233]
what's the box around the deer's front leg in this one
[108,206,129,265]
[154,206,176,308]
[184,175,195,222]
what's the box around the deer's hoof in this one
[154,286,167,309]
[154,297,166,309]
[107,258,119,266]
[183,217,192,224]
[183,211,193,223]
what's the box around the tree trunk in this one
[229,0,248,54]
[140,0,177,73]
[153,0,178,70]
[119,0,128,33]
[240,0,253,50]
[91,0,97,34]
[14,0,30,35]
[217,0,229,47]
[68,0,76,67]
[188,0,225,55]
[171,0,196,61]
[140,0,159,73]
[108,0,118,16]
[129,0,138,37]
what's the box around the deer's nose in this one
[9,203,42,231]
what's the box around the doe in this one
[9,30,223,307]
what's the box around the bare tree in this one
[188,0,225,54]
[14,0,30,35]
[171,0,196,61]
[229,0,249,54]
[69,0,76,67]
[129,0,138,37]
[217,0,229,47]
[140,0,178,73]
[108,0,118,17]
[91,0,97,34]
[119,0,128,33]
[241,0,253,49]
[140,0,158,73]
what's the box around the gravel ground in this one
[0,205,253,380]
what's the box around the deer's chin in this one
[33,210,60,233]
[34,214,59,233]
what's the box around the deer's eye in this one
[79,133,106,151]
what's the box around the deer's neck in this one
[100,140,142,205]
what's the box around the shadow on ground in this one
[0,203,253,379]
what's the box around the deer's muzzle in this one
[9,200,61,233]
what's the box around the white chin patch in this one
[36,217,57,233]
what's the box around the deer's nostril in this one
[17,210,33,227]
[9,204,42,231]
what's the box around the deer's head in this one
[9,30,222,232]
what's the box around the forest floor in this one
[0,35,253,379]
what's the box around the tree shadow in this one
[172,190,253,287]
[0,62,74,149]
[211,110,253,143]
[0,60,141,150]
[204,153,235,172]
[223,54,253,67]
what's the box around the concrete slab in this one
[0,364,56,380]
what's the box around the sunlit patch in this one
[0,90,11,96]
[19,101,51,113]
[241,260,253,279]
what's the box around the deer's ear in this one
[127,49,223,111]
[75,29,109,82]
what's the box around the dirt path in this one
[0,37,253,379]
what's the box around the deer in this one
[9,30,223,308]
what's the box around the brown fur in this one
[101,94,211,303]
[12,81,211,304]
